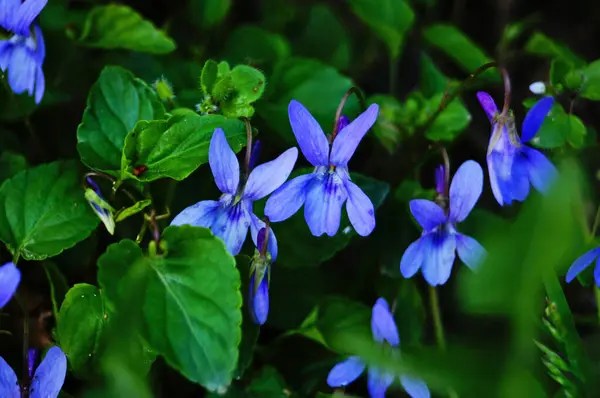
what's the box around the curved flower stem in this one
[500,67,512,117]
[242,118,254,183]
[440,147,451,197]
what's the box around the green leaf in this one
[422,93,471,141]
[347,0,415,59]
[77,66,166,176]
[531,103,586,149]
[115,199,152,222]
[188,0,232,29]
[233,256,259,379]
[97,226,242,391]
[78,4,176,54]
[0,161,99,261]
[0,151,27,185]
[580,60,600,101]
[420,52,450,97]
[222,26,291,76]
[423,24,499,82]
[393,278,426,347]
[257,58,357,145]
[262,171,389,268]
[525,32,586,67]
[296,5,351,70]
[549,59,573,88]
[368,95,404,153]
[58,284,108,376]
[246,366,289,396]
[43,261,70,319]
[121,114,246,182]
[201,60,219,95]
[230,65,266,104]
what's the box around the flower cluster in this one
[0,0,48,104]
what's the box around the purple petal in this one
[344,179,375,236]
[304,174,347,237]
[435,164,446,196]
[0,355,19,398]
[371,298,400,347]
[0,0,20,29]
[33,24,45,61]
[30,346,67,398]
[330,104,379,166]
[487,153,505,206]
[249,269,269,325]
[12,0,48,37]
[0,262,20,308]
[335,115,350,134]
[400,375,431,398]
[8,44,36,96]
[566,248,600,283]
[288,100,330,167]
[326,356,366,387]
[400,239,424,278]
[257,228,267,253]
[34,64,44,104]
[521,146,558,195]
[409,199,446,231]
[244,147,298,200]
[264,174,313,222]
[248,140,261,171]
[209,128,240,195]
[421,232,456,286]
[170,200,220,228]
[211,200,251,256]
[449,160,483,223]
[249,214,278,261]
[455,233,486,270]
[0,41,13,71]
[476,91,499,123]
[594,260,600,288]
[28,348,38,378]
[521,96,554,143]
[367,368,395,398]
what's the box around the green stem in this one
[389,55,398,96]
[429,285,446,350]
[590,202,600,237]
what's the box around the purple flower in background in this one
[400,161,486,286]
[0,262,20,308]
[327,298,430,398]
[265,100,379,237]
[0,0,48,104]
[171,128,297,257]
[566,247,600,286]
[0,345,67,397]
[477,93,557,206]
[249,228,271,325]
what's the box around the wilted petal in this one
[456,233,486,270]
[264,174,313,222]
[449,160,483,223]
[421,231,456,286]
[244,147,298,200]
[330,104,379,166]
[409,199,446,231]
[211,200,251,256]
[250,214,278,261]
[304,174,347,237]
[30,346,67,398]
[0,262,20,308]
[327,356,366,387]
[566,248,600,283]
[367,367,395,398]
[170,200,220,228]
[521,146,557,194]
[344,179,375,236]
[8,45,35,96]
[371,298,400,347]
[521,96,554,143]
[12,0,48,37]
[400,375,430,398]
[288,100,330,167]
[249,269,269,325]
[400,239,424,278]
[0,355,19,397]
[209,128,240,195]
[476,91,499,122]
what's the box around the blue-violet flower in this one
[0,0,47,104]
[0,345,67,397]
[0,261,20,308]
[249,227,271,325]
[171,128,297,257]
[265,100,379,237]
[477,92,557,206]
[327,298,430,398]
[400,160,486,286]
[566,247,600,286]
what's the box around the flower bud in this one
[529,81,546,95]
[153,76,175,101]
[84,178,115,235]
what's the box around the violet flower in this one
[265,100,379,237]
[0,261,20,308]
[249,227,270,325]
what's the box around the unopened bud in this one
[153,76,175,101]
[529,81,546,95]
